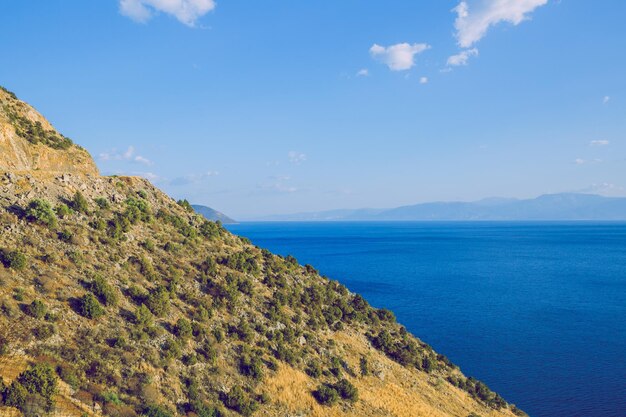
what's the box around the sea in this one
[226,221,626,417]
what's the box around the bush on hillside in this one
[223,386,258,416]
[174,318,192,341]
[25,199,57,228]
[313,384,339,406]
[17,364,58,402]
[77,293,104,319]
[25,300,47,319]
[90,275,118,306]
[94,197,110,209]
[4,381,28,409]
[0,249,26,270]
[334,378,358,402]
[142,405,173,417]
[239,354,264,380]
[177,199,194,212]
[55,203,71,218]
[145,286,170,317]
[70,191,89,214]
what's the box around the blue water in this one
[226,222,626,417]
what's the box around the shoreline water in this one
[227,221,626,417]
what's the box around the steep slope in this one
[192,205,237,224]
[0,89,525,417]
[0,87,98,176]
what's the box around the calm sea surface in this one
[226,222,626,417]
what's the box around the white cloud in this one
[603,96,611,104]
[260,183,299,193]
[590,140,610,146]
[259,175,299,194]
[447,48,479,66]
[574,158,602,165]
[138,172,159,181]
[577,183,626,197]
[170,170,219,186]
[288,151,307,164]
[419,76,429,84]
[99,146,153,166]
[356,69,370,77]
[453,0,549,48]
[119,0,216,26]
[370,43,430,71]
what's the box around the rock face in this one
[0,87,99,176]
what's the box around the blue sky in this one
[1,0,625,218]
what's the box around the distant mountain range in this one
[253,193,626,221]
[192,204,237,224]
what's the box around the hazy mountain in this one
[192,204,237,224]
[254,194,626,221]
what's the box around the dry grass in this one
[263,331,516,417]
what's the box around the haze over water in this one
[227,221,626,417]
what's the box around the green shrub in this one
[67,250,84,265]
[142,405,173,417]
[25,199,57,228]
[198,341,217,365]
[174,318,192,340]
[377,308,395,322]
[70,191,89,213]
[25,300,47,319]
[134,304,154,328]
[55,203,71,218]
[146,286,170,317]
[125,198,152,223]
[306,360,322,378]
[13,288,25,301]
[77,293,104,319]
[334,378,358,402]
[17,363,58,402]
[199,220,221,239]
[90,275,118,306]
[0,249,26,270]
[94,197,110,210]
[4,381,28,408]
[223,386,258,416]
[239,354,264,380]
[219,251,259,275]
[193,403,222,417]
[313,384,339,406]
[177,199,193,212]
[143,239,155,252]
[230,319,254,342]
[101,391,122,405]
[161,338,182,360]
[58,229,74,243]
[56,364,79,389]
[359,357,370,376]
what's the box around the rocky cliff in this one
[0,87,98,176]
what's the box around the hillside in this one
[192,205,236,225]
[0,87,98,176]
[254,194,626,221]
[0,87,524,417]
